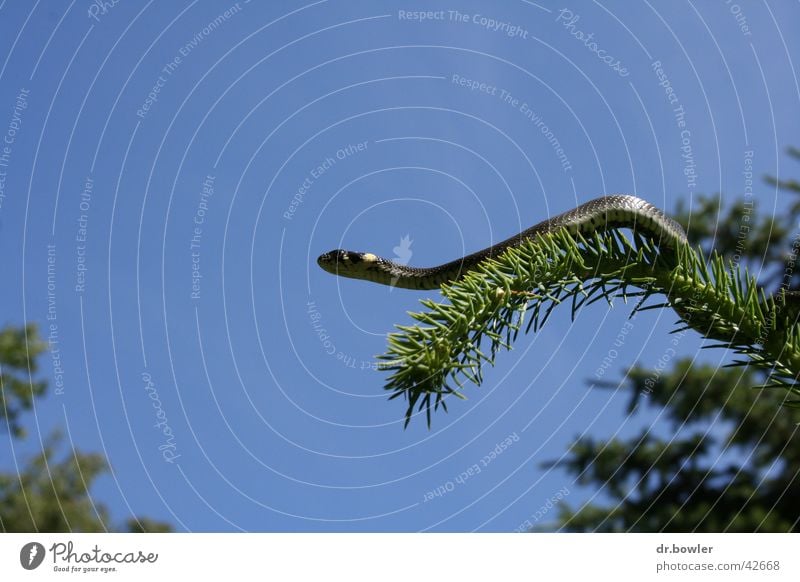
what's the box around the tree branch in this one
[378,229,800,426]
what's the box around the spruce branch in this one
[377,229,800,426]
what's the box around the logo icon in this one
[389,234,413,290]
[19,542,45,570]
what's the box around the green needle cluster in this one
[378,229,800,427]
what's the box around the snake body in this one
[317,195,687,290]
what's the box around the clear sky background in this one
[1,1,799,532]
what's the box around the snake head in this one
[317,249,380,279]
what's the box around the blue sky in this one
[1,1,799,532]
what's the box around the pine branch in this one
[377,229,800,426]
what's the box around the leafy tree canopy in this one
[549,148,800,532]
[1,324,171,533]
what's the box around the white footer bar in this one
[2,533,797,580]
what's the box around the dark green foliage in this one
[1,431,111,532]
[0,324,171,533]
[549,147,800,532]
[551,360,799,532]
[674,195,787,267]
[125,517,173,533]
[0,324,46,437]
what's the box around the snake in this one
[317,195,687,290]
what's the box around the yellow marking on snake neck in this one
[362,253,378,262]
